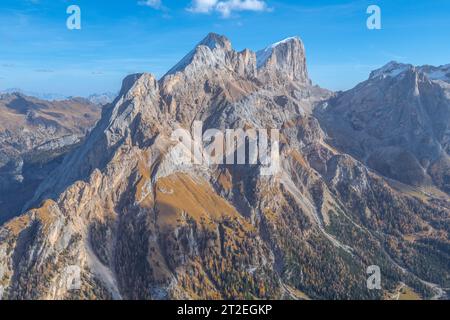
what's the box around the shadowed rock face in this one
[316,62,450,191]
[0,93,101,224]
[0,35,448,301]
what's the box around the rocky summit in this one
[0,33,448,300]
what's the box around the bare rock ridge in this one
[23,72,161,208]
[0,34,448,300]
[369,61,450,83]
[165,33,255,78]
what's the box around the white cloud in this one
[138,0,163,10]
[188,0,269,17]
[188,0,218,13]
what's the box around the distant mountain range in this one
[0,33,448,300]
[0,88,117,106]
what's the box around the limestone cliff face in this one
[257,36,311,86]
[0,35,448,300]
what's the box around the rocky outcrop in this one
[257,36,311,86]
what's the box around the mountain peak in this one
[118,72,158,100]
[269,36,301,48]
[163,33,233,77]
[369,61,414,80]
[256,36,310,85]
[256,36,302,68]
[198,32,232,51]
[163,33,256,79]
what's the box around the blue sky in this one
[0,0,449,97]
